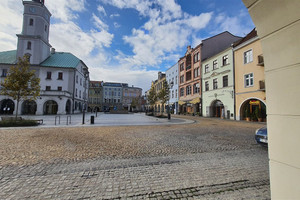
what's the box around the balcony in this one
[259,80,265,91]
[40,90,72,97]
[257,55,264,66]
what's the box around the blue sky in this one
[0,0,254,92]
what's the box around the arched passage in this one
[0,99,15,115]
[43,100,58,115]
[22,100,37,115]
[65,99,71,114]
[211,100,224,118]
[240,98,266,122]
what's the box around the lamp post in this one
[82,68,89,124]
[168,81,174,120]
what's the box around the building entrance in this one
[0,99,15,115]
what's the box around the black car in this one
[255,126,268,145]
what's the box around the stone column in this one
[243,0,300,198]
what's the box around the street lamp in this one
[82,68,89,124]
[168,81,174,120]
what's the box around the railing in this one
[40,90,72,97]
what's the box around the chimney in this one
[51,48,55,54]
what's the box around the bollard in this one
[90,115,94,124]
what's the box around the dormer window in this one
[27,41,31,50]
[29,19,34,26]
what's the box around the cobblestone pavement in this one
[0,116,270,199]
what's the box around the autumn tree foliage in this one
[1,56,40,119]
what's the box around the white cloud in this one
[45,0,86,22]
[92,14,109,31]
[0,0,23,51]
[110,13,120,18]
[212,11,254,36]
[97,5,107,16]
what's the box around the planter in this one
[245,117,251,121]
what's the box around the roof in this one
[0,50,81,69]
[233,28,257,47]
[0,50,17,64]
[201,31,242,61]
[40,52,80,68]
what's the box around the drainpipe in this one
[232,45,236,120]
[72,69,76,114]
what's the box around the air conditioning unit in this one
[257,55,264,66]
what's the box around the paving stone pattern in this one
[0,116,270,199]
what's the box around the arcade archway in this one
[0,99,14,115]
[211,100,224,118]
[22,100,37,115]
[240,99,266,122]
[44,100,58,115]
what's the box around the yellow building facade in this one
[233,29,266,121]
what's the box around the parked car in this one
[255,126,268,145]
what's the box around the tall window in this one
[1,69,7,77]
[245,73,254,87]
[29,18,34,26]
[46,71,51,79]
[193,83,200,94]
[45,25,47,32]
[180,63,184,71]
[186,71,191,81]
[175,89,178,98]
[223,75,228,87]
[244,50,253,64]
[172,90,174,98]
[180,75,184,84]
[76,75,78,83]
[194,67,199,78]
[58,72,63,80]
[180,88,184,97]
[27,41,31,50]
[213,60,218,70]
[76,89,78,97]
[205,64,209,73]
[194,52,200,63]
[205,81,209,91]
[186,85,191,95]
[222,55,229,66]
[213,78,218,89]
[175,76,178,84]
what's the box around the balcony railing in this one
[259,80,265,91]
[40,90,72,97]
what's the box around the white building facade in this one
[166,63,179,114]
[0,0,89,115]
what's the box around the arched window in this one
[27,41,31,50]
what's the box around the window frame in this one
[205,64,209,73]
[205,81,209,91]
[46,71,52,80]
[244,49,253,64]
[222,55,229,66]
[213,60,218,70]
[244,73,254,87]
[213,78,218,90]
[223,75,228,88]
[58,72,63,80]
[186,85,191,95]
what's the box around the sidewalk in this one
[0,113,195,128]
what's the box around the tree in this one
[0,56,40,120]
[158,80,170,113]
[147,84,157,110]
[131,97,140,111]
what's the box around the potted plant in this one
[245,107,250,121]
[256,107,263,122]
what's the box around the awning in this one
[189,98,200,104]
[178,100,186,105]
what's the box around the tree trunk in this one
[15,94,20,121]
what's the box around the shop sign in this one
[249,100,260,105]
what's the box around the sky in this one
[0,0,254,93]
